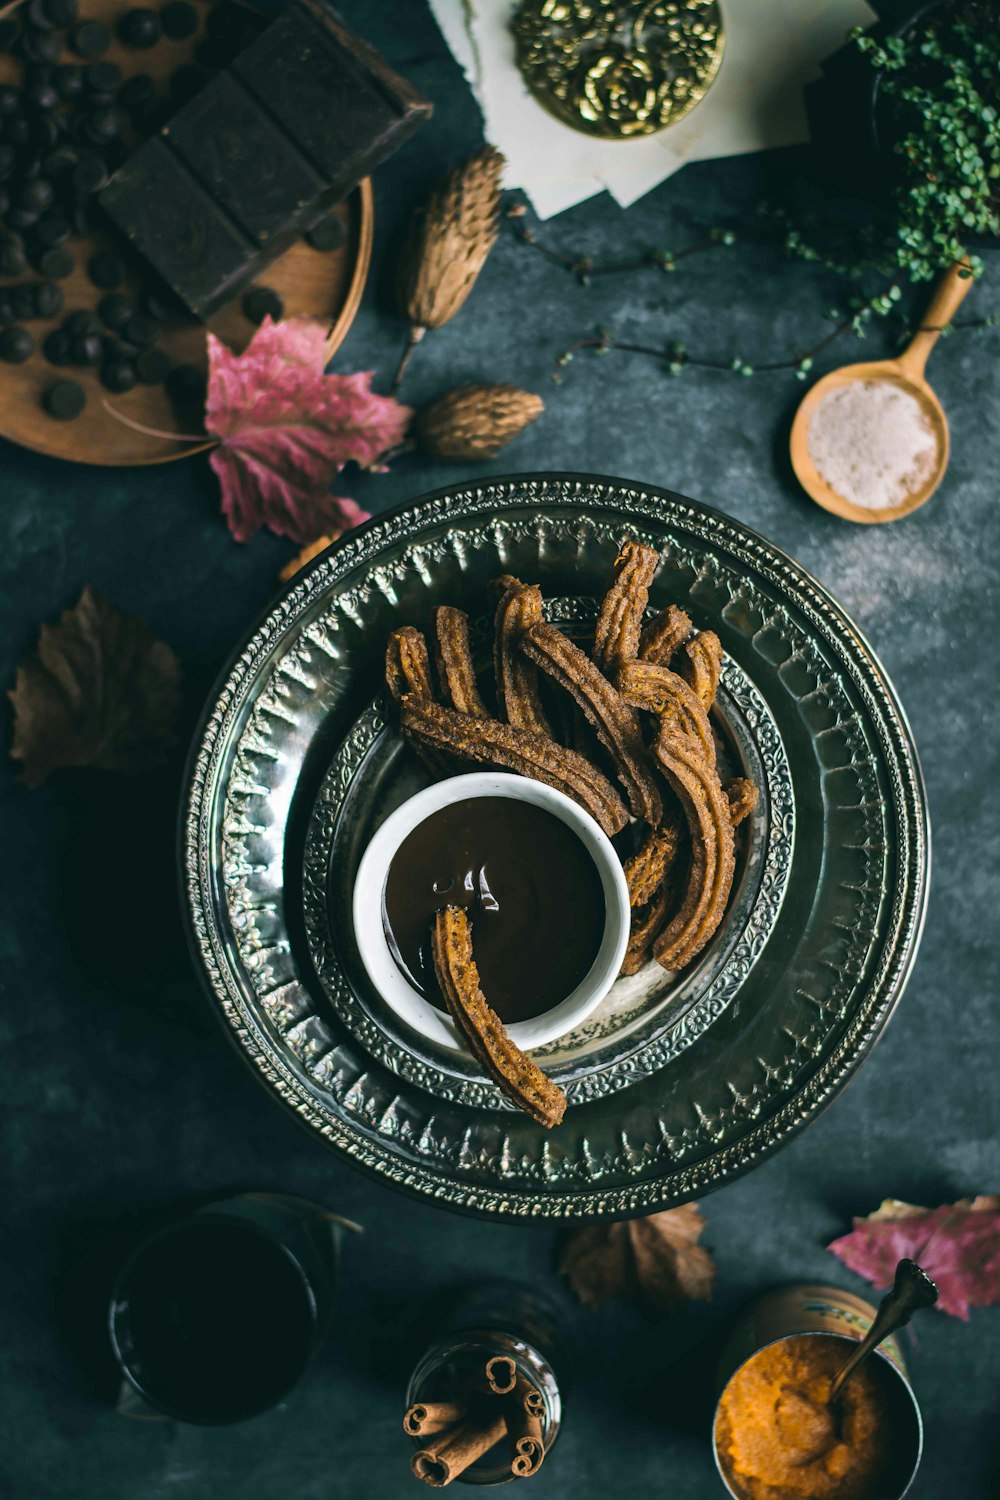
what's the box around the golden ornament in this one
[513,0,725,140]
[394,146,505,387]
[414,385,544,460]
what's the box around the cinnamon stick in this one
[505,1377,546,1476]
[484,1354,518,1394]
[509,1412,545,1477]
[411,1413,507,1487]
[403,1400,469,1437]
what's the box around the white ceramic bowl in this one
[352,772,630,1055]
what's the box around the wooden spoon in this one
[790,261,977,524]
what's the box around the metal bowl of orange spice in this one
[713,1284,923,1499]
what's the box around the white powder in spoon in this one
[807,379,940,511]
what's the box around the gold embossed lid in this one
[513,0,725,139]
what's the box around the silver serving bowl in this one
[181,474,929,1221]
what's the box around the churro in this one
[617,657,716,767]
[433,606,488,717]
[385,626,435,703]
[432,906,567,1128]
[593,539,660,676]
[639,603,692,666]
[726,777,759,828]
[652,723,735,970]
[399,696,628,837]
[623,813,684,910]
[679,630,723,711]
[521,620,663,825]
[620,885,672,977]
[493,579,552,737]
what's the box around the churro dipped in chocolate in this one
[593,539,660,676]
[679,629,723,711]
[399,697,628,837]
[521,620,662,825]
[617,657,716,768]
[433,606,488,718]
[652,723,736,970]
[493,580,552,737]
[432,906,567,1129]
[639,603,692,666]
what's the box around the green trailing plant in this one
[834,4,998,282]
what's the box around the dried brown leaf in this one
[560,1204,715,1311]
[8,587,182,788]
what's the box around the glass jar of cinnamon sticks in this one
[403,1281,570,1486]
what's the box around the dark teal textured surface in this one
[1,2,997,1496]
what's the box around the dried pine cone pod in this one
[415,384,544,460]
[394,146,505,387]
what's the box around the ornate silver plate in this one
[181,475,929,1220]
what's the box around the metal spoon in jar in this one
[787,1259,938,1462]
[828,1258,938,1408]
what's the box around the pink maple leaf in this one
[828,1196,1000,1320]
[205,316,410,544]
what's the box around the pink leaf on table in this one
[204,317,408,544]
[828,1196,1000,1320]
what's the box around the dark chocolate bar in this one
[99,0,431,319]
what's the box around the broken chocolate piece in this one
[100,0,431,318]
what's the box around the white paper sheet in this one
[427,0,876,216]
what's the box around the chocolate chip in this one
[88,250,125,289]
[124,311,159,346]
[71,332,102,366]
[242,286,283,325]
[0,237,27,276]
[66,308,99,336]
[118,9,161,48]
[20,27,61,64]
[85,61,122,95]
[69,21,111,60]
[34,211,70,247]
[54,64,84,101]
[100,360,136,393]
[0,325,35,362]
[304,213,345,253]
[97,292,134,331]
[18,178,53,214]
[165,362,205,407]
[43,326,72,364]
[118,73,155,112]
[11,287,36,320]
[71,152,107,194]
[36,245,75,279]
[136,345,169,383]
[43,379,86,419]
[160,2,197,41]
[33,280,63,318]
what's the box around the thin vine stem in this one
[551,308,993,384]
[509,211,727,284]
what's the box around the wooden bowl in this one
[0,0,373,466]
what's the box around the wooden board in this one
[0,0,374,466]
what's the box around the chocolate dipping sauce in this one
[382,797,605,1023]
